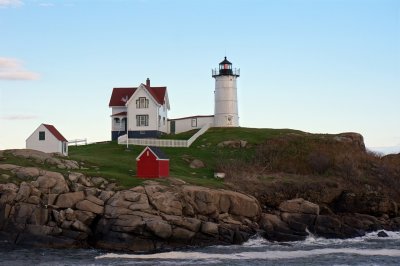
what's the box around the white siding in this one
[169,116,214,134]
[214,75,239,127]
[158,101,168,134]
[26,124,67,155]
[126,86,159,132]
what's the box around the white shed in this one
[26,124,68,156]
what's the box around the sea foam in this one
[96,247,400,261]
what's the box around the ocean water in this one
[1,231,400,265]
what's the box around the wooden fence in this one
[118,123,211,148]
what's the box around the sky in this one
[0,0,399,151]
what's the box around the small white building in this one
[26,124,68,156]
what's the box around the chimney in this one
[146,78,150,87]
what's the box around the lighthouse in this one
[212,57,240,127]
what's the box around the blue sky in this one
[0,0,399,150]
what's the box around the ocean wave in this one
[96,248,400,261]
[296,230,400,247]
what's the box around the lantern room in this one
[219,57,233,75]
[212,57,240,77]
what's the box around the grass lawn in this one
[68,127,303,188]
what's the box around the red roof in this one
[43,124,67,142]
[109,84,166,107]
[144,85,166,105]
[108,87,136,107]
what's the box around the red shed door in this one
[137,149,159,178]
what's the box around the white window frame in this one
[136,115,149,127]
[136,97,149,109]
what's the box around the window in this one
[114,118,120,124]
[63,142,67,153]
[39,131,45,141]
[136,115,149,127]
[158,115,161,127]
[163,117,166,125]
[136,97,149,108]
[191,118,197,127]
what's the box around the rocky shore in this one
[1,149,400,252]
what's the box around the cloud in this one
[0,0,23,7]
[0,57,40,80]
[1,115,38,120]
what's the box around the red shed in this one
[136,146,169,178]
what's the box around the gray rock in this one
[98,190,115,202]
[86,195,104,206]
[71,220,91,234]
[74,210,96,225]
[76,200,104,214]
[52,210,65,224]
[146,220,172,239]
[190,159,205,169]
[11,185,29,203]
[123,191,141,202]
[26,195,40,205]
[12,167,40,179]
[145,185,182,215]
[91,177,108,186]
[0,164,19,171]
[0,183,19,193]
[162,214,202,232]
[279,198,320,215]
[201,222,219,235]
[378,231,388,237]
[55,191,85,208]
[36,171,69,194]
[65,208,76,221]
[171,227,195,240]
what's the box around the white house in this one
[109,57,240,139]
[26,124,68,156]
[109,78,170,140]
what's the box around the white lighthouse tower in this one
[212,57,240,127]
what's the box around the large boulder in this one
[145,185,182,216]
[146,220,172,239]
[76,200,104,214]
[12,167,40,179]
[260,213,307,242]
[36,171,69,194]
[55,191,85,208]
[190,159,205,169]
[279,198,320,215]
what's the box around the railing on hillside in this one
[187,123,211,147]
[68,138,87,146]
[117,123,211,148]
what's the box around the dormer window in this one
[136,97,149,108]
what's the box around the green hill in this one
[68,127,304,188]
